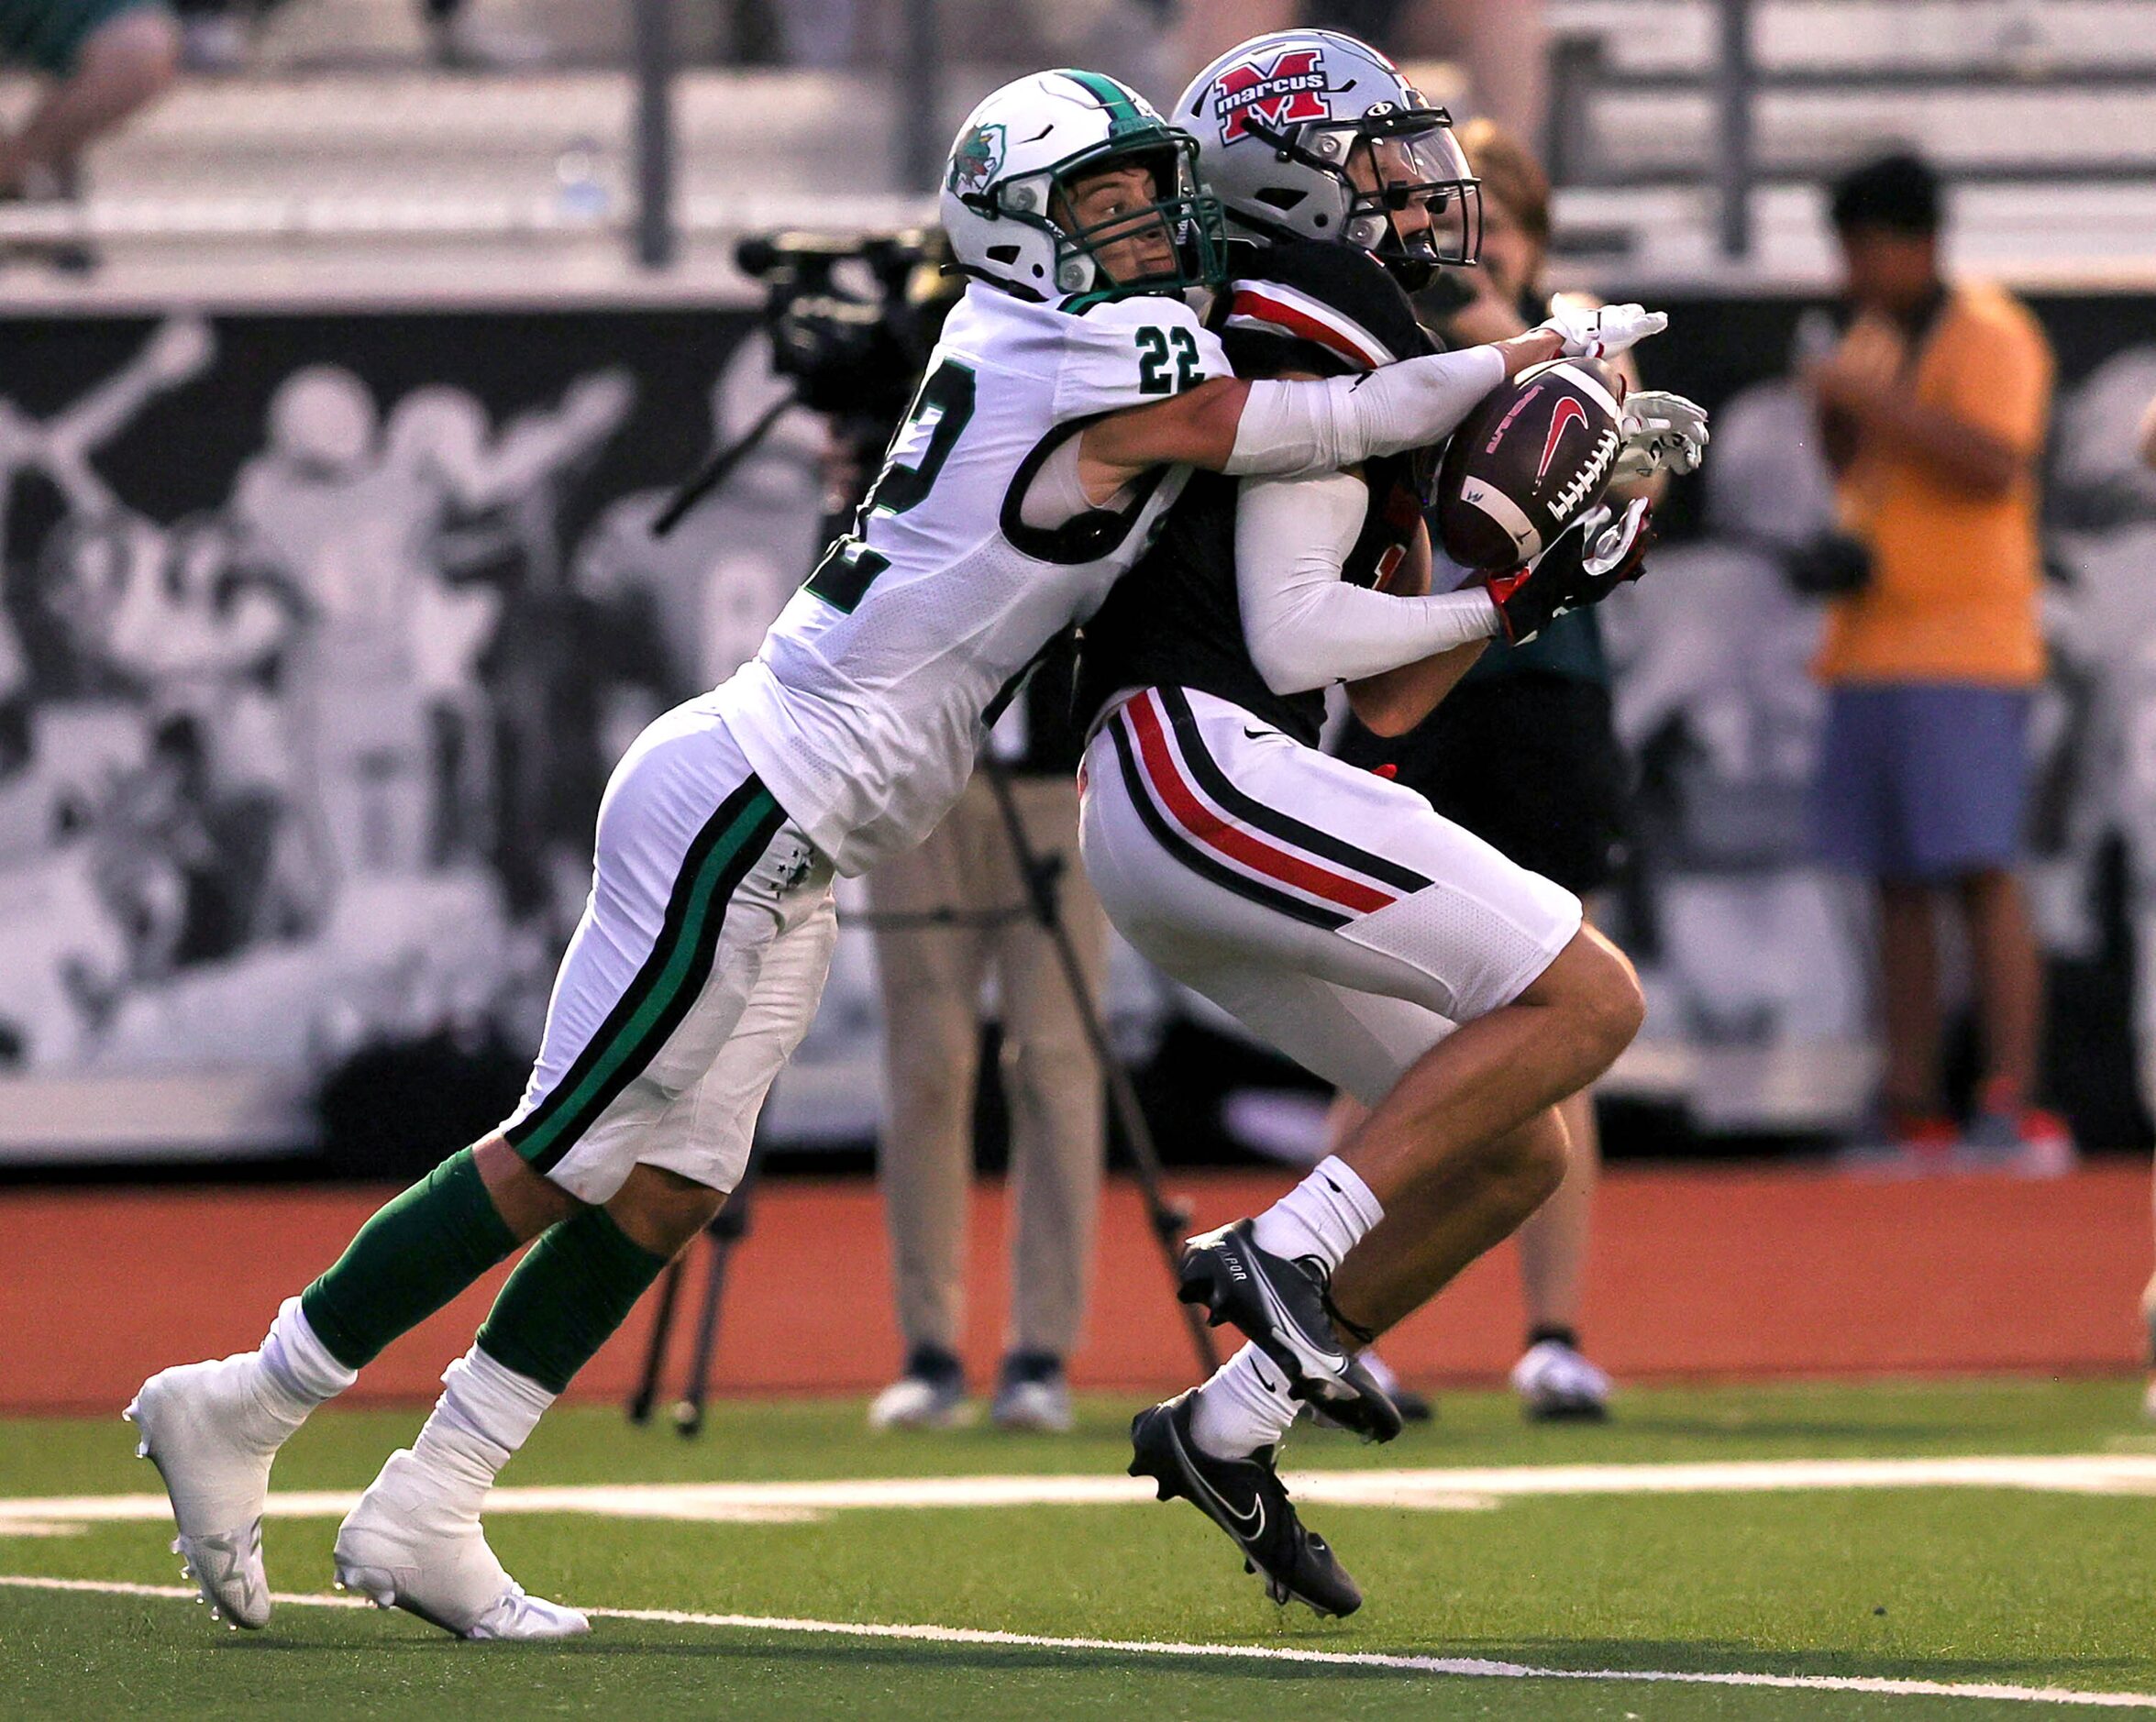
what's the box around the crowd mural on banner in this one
[0,314,816,1151]
[0,307,2152,1155]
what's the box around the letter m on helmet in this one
[1212,49,1331,146]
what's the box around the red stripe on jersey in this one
[1124,692,1396,915]
[1227,288,1385,371]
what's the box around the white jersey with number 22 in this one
[704,281,1231,875]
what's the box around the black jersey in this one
[1076,239,1439,748]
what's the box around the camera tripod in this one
[627,753,1220,1435]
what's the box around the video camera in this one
[735,227,955,425]
[654,227,956,536]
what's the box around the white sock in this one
[1249,1155,1383,1275]
[410,1346,556,1504]
[253,1297,358,1430]
[1188,1343,1304,1461]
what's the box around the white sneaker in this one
[332,1450,589,1640]
[990,1376,1074,1433]
[1511,1340,1613,1422]
[867,1372,973,1431]
[125,1357,291,1629]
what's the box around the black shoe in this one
[1129,1393,1362,1618]
[1177,1219,1402,1443]
[1390,1385,1435,1423]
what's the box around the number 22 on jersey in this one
[805,361,978,613]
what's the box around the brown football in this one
[1434,357,1626,571]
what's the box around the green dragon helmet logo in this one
[949,123,1005,198]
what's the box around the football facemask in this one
[1036,136,1229,303]
[1238,104,1481,290]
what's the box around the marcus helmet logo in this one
[949,123,1005,197]
[1213,49,1331,145]
[1536,396,1590,484]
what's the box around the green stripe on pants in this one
[513,786,779,1169]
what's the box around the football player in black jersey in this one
[1078,31,1703,1615]
[1328,119,1697,1423]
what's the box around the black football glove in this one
[1485,498,1654,645]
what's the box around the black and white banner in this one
[1,293,2151,1161]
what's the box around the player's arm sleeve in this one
[1052,297,1234,422]
[1236,471,1499,696]
[1222,346,1508,478]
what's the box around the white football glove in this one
[1486,498,1655,644]
[1538,300,1669,361]
[1613,389,1710,482]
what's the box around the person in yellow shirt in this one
[1805,151,2068,1173]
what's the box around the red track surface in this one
[1,1163,2148,1414]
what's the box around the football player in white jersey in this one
[126,66,1582,1642]
[1076,32,1701,1614]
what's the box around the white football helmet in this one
[941,69,1226,307]
[1176,30,1480,288]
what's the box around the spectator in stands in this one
[865,639,1109,1436]
[0,0,178,198]
[1325,119,1648,1423]
[1805,151,2067,1174]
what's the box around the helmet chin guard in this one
[1178,29,1481,290]
[942,69,1228,308]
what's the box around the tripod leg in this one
[981,761,1219,1376]
[673,1153,762,1436]
[628,1255,685,1425]
[671,1233,733,1437]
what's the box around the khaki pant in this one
[867,773,1108,1361]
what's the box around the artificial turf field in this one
[4,1378,2153,1718]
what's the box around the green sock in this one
[299,1147,518,1371]
[476,1207,669,1395]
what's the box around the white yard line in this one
[0,1574,2150,1710]
[6,1452,2156,1534]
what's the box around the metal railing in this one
[1547,0,2156,259]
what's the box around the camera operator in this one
[863,638,1109,1435]
[735,230,1109,1435]
[776,242,1103,1440]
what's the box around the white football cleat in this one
[1511,1339,1613,1422]
[125,1358,291,1630]
[332,1450,589,1640]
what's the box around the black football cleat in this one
[1177,1220,1402,1443]
[1129,1394,1362,1618]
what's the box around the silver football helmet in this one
[1177,29,1480,289]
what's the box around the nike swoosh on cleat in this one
[1170,1424,1266,1543]
[1252,1264,1348,1375]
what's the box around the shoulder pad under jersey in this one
[1213,237,1436,381]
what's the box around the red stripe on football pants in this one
[1124,692,1397,915]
